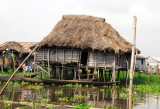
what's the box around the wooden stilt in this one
[112,55,116,83]
[98,68,100,82]
[48,48,50,79]
[74,66,76,80]
[61,64,63,80]
[118,69,120,82]
[126,60,129,86]
[41,69,43,79]
[87,70,89,79]
[34,50,36,75]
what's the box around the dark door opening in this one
[81,51,88,66]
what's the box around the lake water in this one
[0,83,159,109]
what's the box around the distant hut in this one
[135,55,146,73]
[146,56,160,74]
[34,15,140,81]
[0,41,37,71]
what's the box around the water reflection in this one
[0,84,159,109]
[0,84,128,109]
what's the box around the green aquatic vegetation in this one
[70,94,87,102]
[72,103,91,109]
[39,83,43,86]
[7,81,13,88]
[13,81,21,87]
[100,89,105,92]
[65,83,73,87]
[55,90,63,95]
[133,84,160,94]
[84,84,88,88]
[47,105,54,109]
[120,92,127,99]
[74,83,82,88]
[106,104,120,109]
[41,98,50,103]
[28,84,43,90]
[58,97,69,102]
[20,99,28,102]
[103,85,107,88]
[36,97,50,103]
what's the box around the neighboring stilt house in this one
[135,55,146,73]
[34,15,140,82]
[146,56,160,74]
[0,41,37,71]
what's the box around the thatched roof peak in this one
[62,15,105,22]
[39,14,140,53]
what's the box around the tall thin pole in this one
[0,45,39,95]
[129,16,137,109]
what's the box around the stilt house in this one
[34,15,140,81]
[0,41,36,71]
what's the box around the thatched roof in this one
[39,15,140,53]
[0,41,30,54]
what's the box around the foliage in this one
[72,103,91,109]
[106,104,120,109]
[55,90,63,95]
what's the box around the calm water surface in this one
[0,83,159,109]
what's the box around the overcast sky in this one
[0,0,160,57]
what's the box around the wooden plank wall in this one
[36,48,80,64]
[88,51,130,68]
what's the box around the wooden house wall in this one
[36,48,80,64]
[88,51,130,68]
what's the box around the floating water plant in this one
[72,103,91,109]
[58,97,68,102]
[55,90,63,95]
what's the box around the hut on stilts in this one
[0,41,36,71]
[33,15,140,83]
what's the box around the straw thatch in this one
[0,41,29,54]
[39,15,140,53]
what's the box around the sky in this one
[0,0,160,57]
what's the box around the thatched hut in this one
[0,41,37,71]
[35,15,140,81]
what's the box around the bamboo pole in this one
[129,16,137,109]
[0,45,39,95]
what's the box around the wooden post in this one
[118,69,120,82]
[156,63,159,81]
[74,66,76,80]
[129,16,137,109]
[147,65,150,83]
[61,64,63,80]
[48,48,50,79]
[112,54,116,83]
[34,50,36,75]
[41,69,43,78]
[98,68,100,82]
